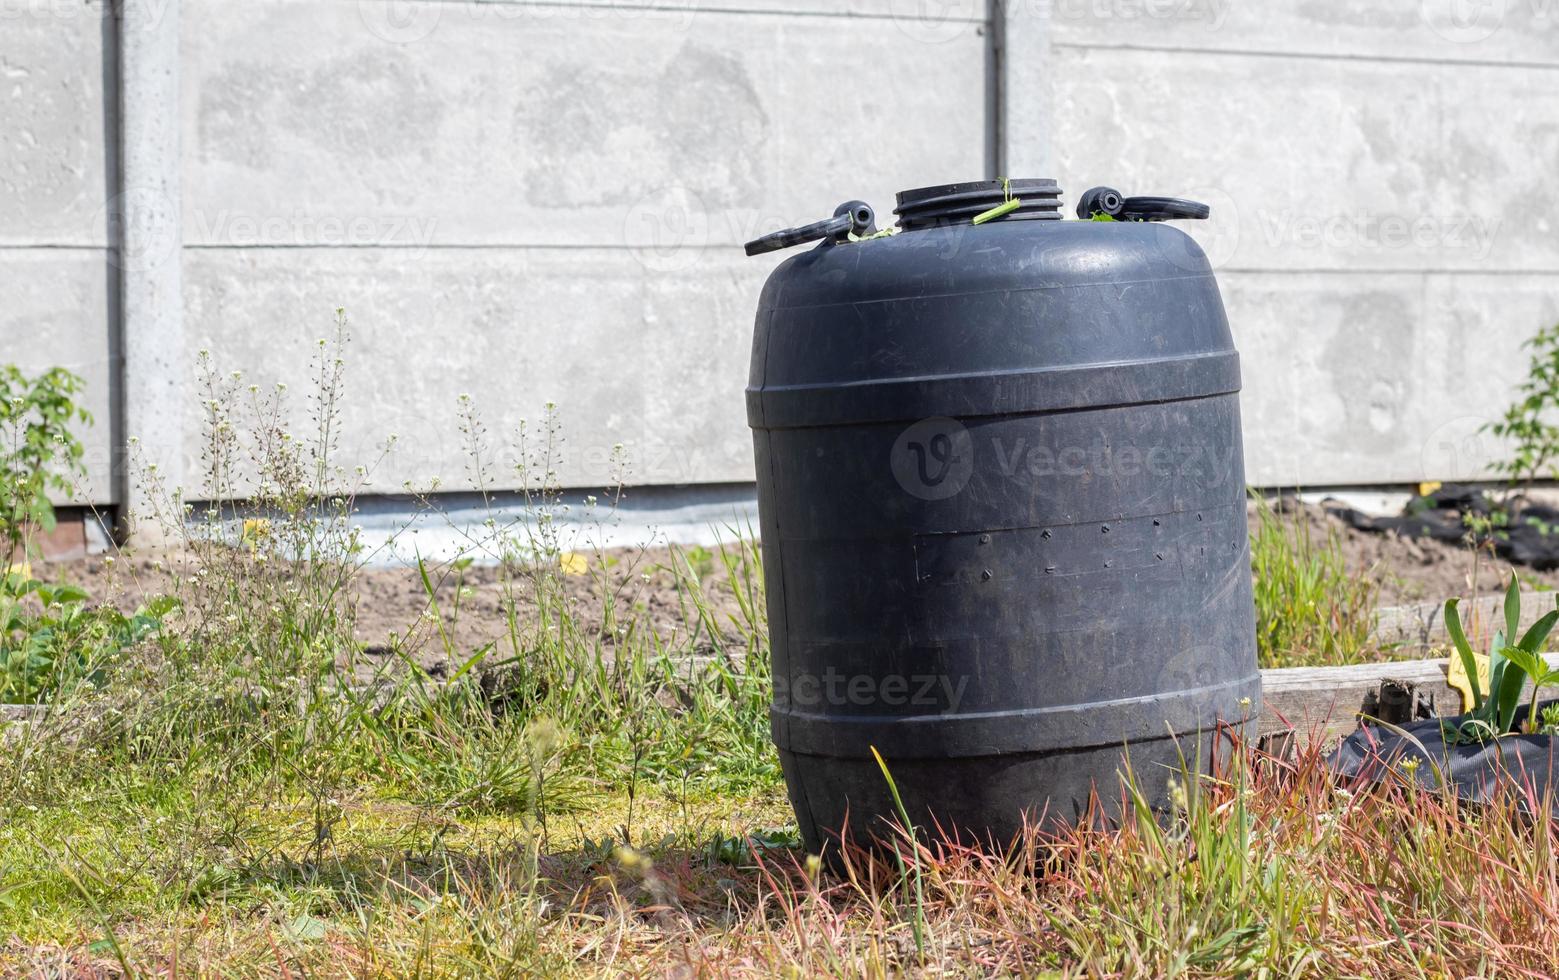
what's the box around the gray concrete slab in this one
[1230,270,1559,487]
[1047,0,1559,66]
[0,0,113,246]
[1051,47,1556,273]
[0,249,118,502]
[181,245,765,493]
[181,0,989,249]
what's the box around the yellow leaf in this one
[1446,649,1489,713]
[1418,480,1442,498]
[558,552,588,576]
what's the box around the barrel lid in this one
[894,178,1062,229]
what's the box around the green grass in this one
[4,333,1555,975]
[1250,493,1383,667]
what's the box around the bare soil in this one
[42,543,753,676]
[1283,498,1559,606]
[34,499,1550,670]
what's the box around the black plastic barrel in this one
[744,179,1260,853]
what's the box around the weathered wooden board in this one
[1373,589,1558,654]
[1259,651,1559,748]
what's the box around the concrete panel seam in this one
[352,0,985,23]
[1054,40,1559,72]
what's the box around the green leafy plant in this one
[1443,575,1559,743]
[1485,322,1559,491]
[0,365,91,565]
[1540,702,1559,734]
[0,571,175,704]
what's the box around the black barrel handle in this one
[1077,186,1209,222]
[745,201,877,256]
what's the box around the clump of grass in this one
[18,319,1559,976]
[1250,493,1381,667]
[0,313,781,974]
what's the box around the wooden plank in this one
[1258,651,1559,748]
[1373,589,1559,654]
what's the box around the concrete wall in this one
[0,1,117,501]
[1019,0,1559,486]
[2,0,1556,516]
[179,0,990,494]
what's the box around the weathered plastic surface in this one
[746,181,1261,853]
[1330,705,1559,817]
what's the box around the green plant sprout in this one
[1444,575,1559,743]
[1485,322,1559,492]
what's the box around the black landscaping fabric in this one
[1327,484,1559,571]
[1329,704,1559,817]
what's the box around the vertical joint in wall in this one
[985,0,1007,179]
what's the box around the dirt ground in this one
[1283,497,1559,605]
[45,542,753,674]
[34,499,1551,668]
